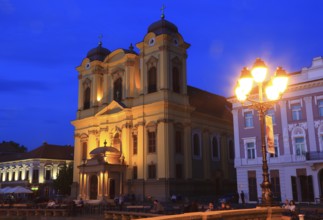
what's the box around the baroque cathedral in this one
[71,14,234,201]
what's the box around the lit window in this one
[292,104,302,120]
[113,78,122,102]
[267,109,276,125]
[148,131,156,153]
[295,137,305,156]
[270,138,279,158]
[247,142,255,159]
[318,100,323,117]
[133,135,138,155]
[244,111,254,128]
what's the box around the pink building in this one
[229,57,323,203]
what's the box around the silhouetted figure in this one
[240,191,245,205]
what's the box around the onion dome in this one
[89,140,121,164]
[86,41,110,61]
[147,17,178,36]
[89,146,119,155]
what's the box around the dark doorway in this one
[300,175,314,202]
[109,179,115,199]
[89,175,98,200]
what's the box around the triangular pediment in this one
[95,101,126,116]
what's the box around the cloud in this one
[0,78,50,93]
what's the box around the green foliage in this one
[53,164,73,196]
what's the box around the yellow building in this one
[71,15,234,202]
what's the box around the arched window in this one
[114,78,122,102]
[148,67,157,93]
[172,67,180,93]
[45,166,52,180]
[113,133,121,152]
[83,87,90,109]
[82,142,87,160]
[148,131,156,153]
[175,130,183,154]
[292,127,306,156]
[211,136,219,160]
[193,133,201,158]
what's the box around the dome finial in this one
[98,34,103,46]
[160,4,166,19]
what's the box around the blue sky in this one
[1,0,323,150]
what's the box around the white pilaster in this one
[102,72,109,104]
[279,100,291,157]
[232,109,241,164]
[304,96,317,152]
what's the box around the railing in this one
[306,152,323,160]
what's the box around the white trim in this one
[291,127,307,156]
[288,99,303,109]
[314,95,323,105]
[242,108,254,116]
[244,111,254,128]
[243,137,257,160]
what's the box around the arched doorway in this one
[89,175,98,200]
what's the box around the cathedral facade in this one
[71,16,234,202]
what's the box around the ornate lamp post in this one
[235,58,288,206]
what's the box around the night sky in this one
[1,0,323,150]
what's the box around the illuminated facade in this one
[72,16,234,201]
[0,143,73,197]
[229,57,323,203]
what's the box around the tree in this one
[0,141,27,153]
[53,164,73,196]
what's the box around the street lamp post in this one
[235,58,288,206]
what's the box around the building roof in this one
[0,143,74,163]
[187,86,232,120]
[86,42,111,61]
[148,17,179,36]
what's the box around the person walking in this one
[240,191,245,205]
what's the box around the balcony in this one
[306,151,323,161]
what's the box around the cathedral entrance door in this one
[109,179,115,199]
[89,175,98,200]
